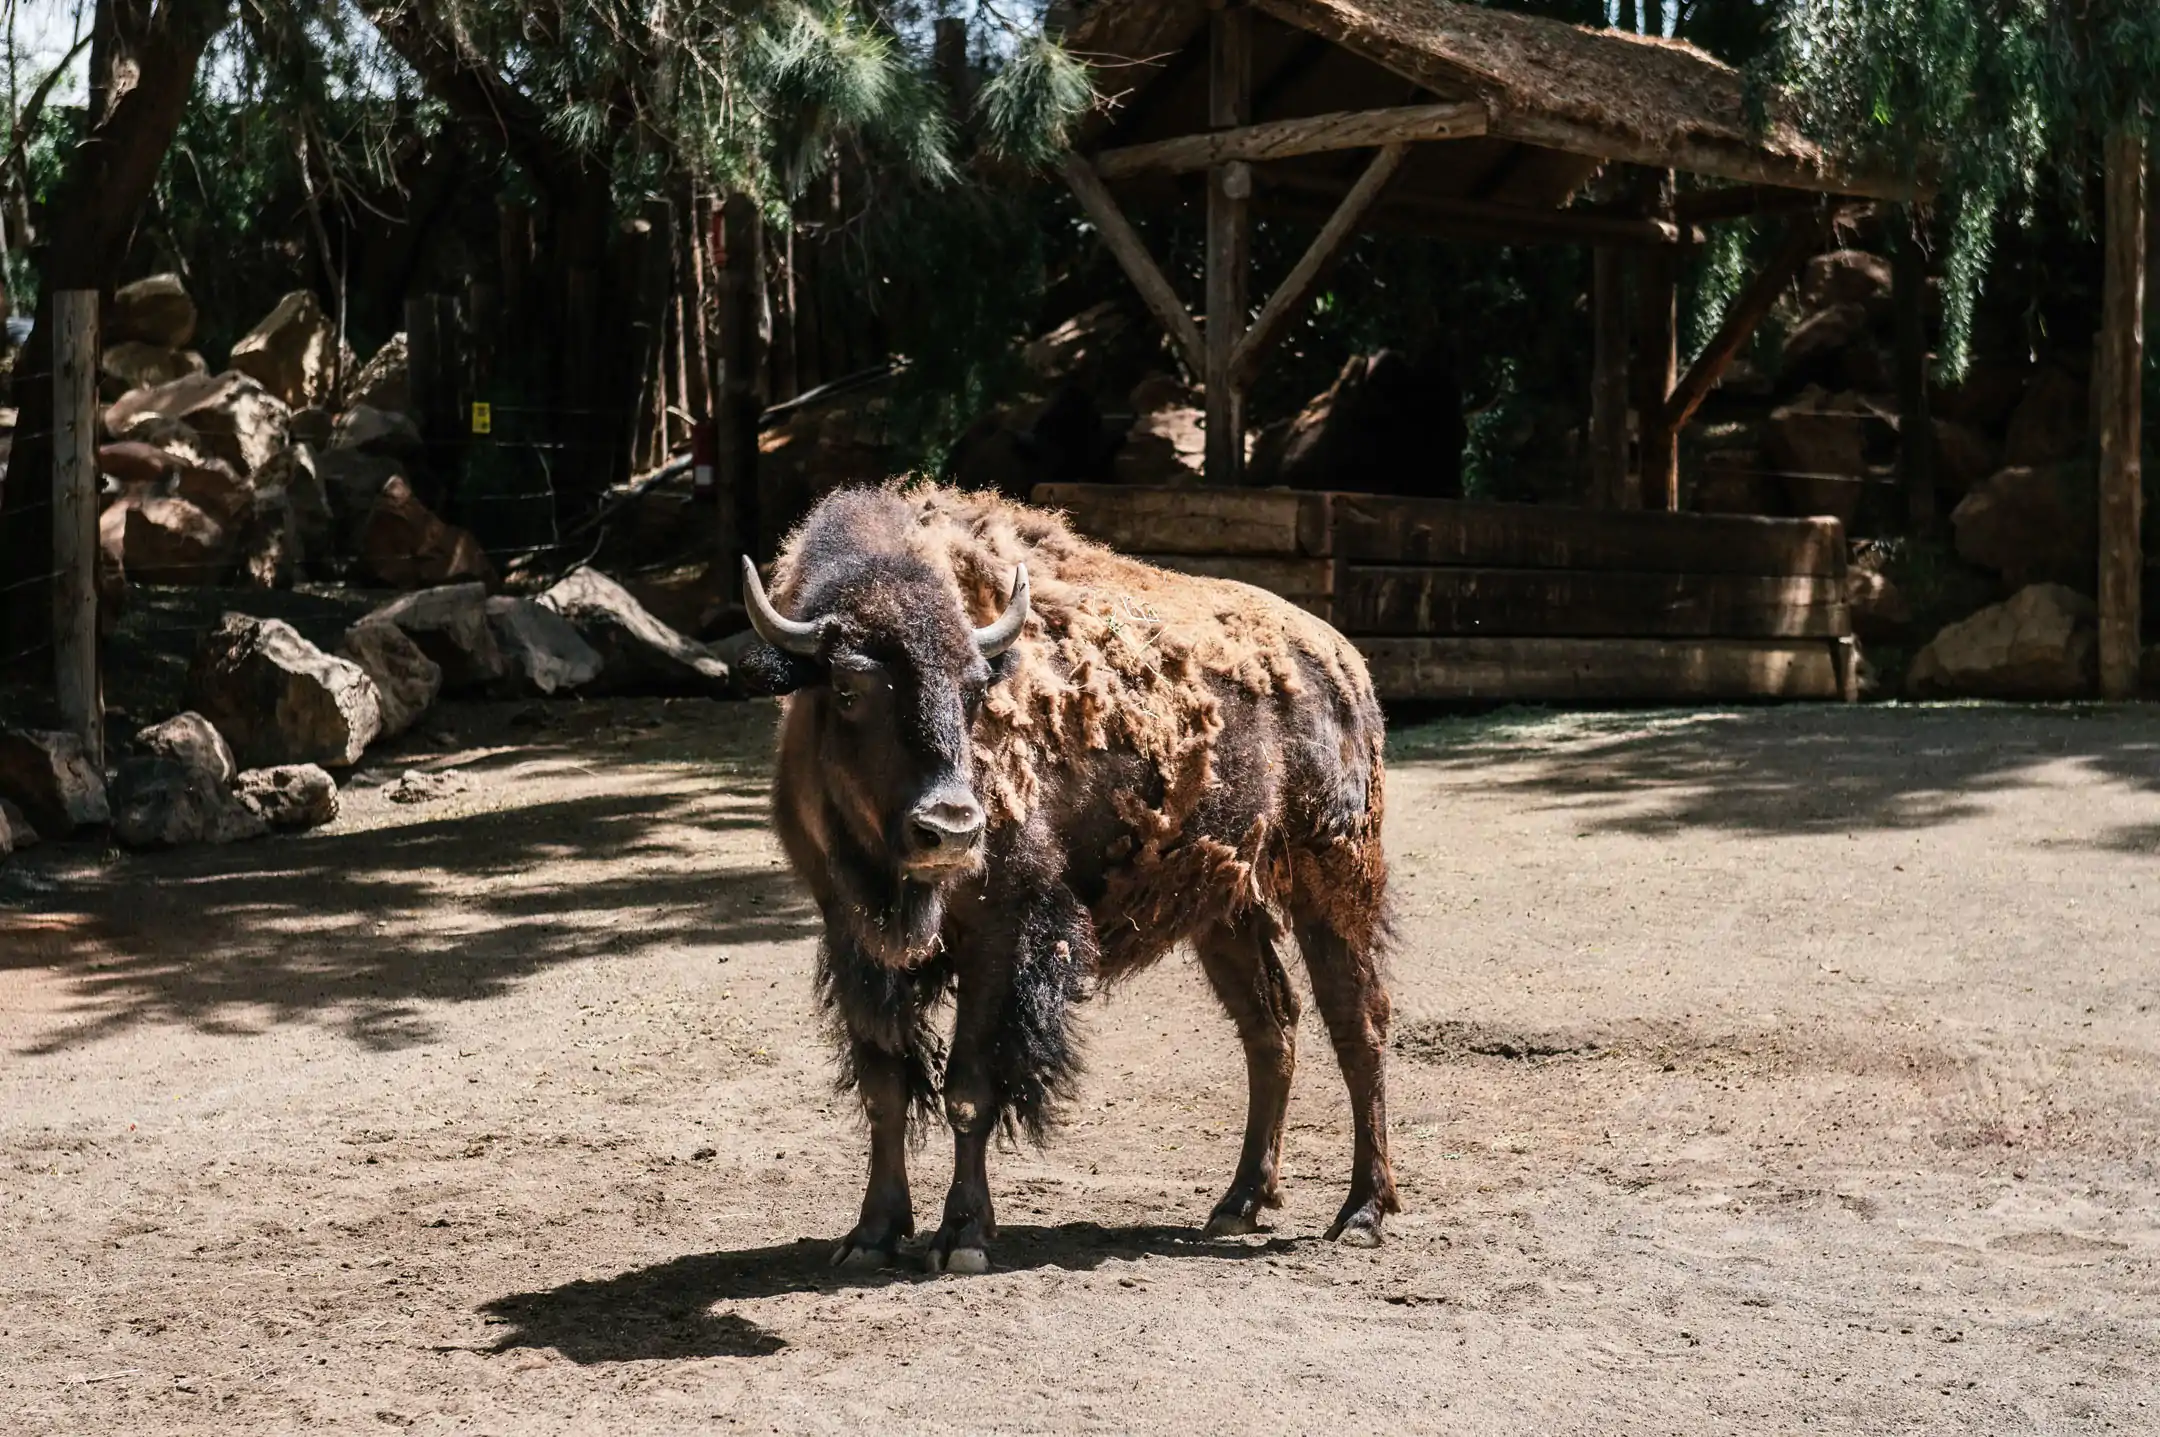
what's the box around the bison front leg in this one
[831,1037,918,1268]
[819,941,946,1269]
[927,889,1090,1275]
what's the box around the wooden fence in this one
[1032,483,1858,703]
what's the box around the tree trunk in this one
[1893,211,1935,535]
[2097,125,2146,700]
[1,0,230,674]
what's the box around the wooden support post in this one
[1592,248,1631,509]
[52,290,101,767]
[2098,124,2147,700]
[1893,213,1935,535]
[1634,172,1680,511]
[1231,142,1406,387]
[716,192,766,586]
[1205,2,1252,487]
[1060,157,1206,378]
[1663,209,1834,436]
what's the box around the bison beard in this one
[750,482,1396,1273]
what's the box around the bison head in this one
[744,550,1027,964]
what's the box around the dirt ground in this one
[4,698,2158,1434]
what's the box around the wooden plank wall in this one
[1030,483,1856,703]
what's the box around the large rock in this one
[108,273,197,348]
[234,765,339,832]
[186,613,383,768]
[109,496,231,585]
[0,796,39,851]
[358,476,495,590]
[1952,464,2096,589]
[234,485,302,589]
[1257,350,1465,497]
[102,414,220,470]
[98,440,187,491]
[1112,379,1206,487]
[137,712,236,784]
[1931,418,1999,495]
[1847,565,1912,642]
[345,332,409,412]
[101,342,205,395]
[538,567,731,695]
[2003,367,2087,467]
[105,371,289,476]
[331,403,421,459]
[252,445,331,555]
[337,620,442,737]
[359,583,506,691]
[169,455,254,530]
[1932,359,2031,434]
[487,596,604,695]
[228,290,338,409]
[1778,302,1873,377]
[110,715,266,849]
[0,729,110,837]
[1764,388,1869,476]
[315,448,408,539]
[1800,250,1892,311]
[1908,584,2096,698]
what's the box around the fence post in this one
[52,290,102,766]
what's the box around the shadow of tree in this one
[479,1225,1281,1363]
[1390,704,2160,841]
[2,716,821,1054]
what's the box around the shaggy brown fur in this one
[757,481,1396,1269]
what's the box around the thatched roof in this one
[1066,0,1902,202]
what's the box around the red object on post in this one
[692,418,717,503]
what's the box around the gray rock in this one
[1908,584,2097,698]
[338,620,443,737]
[186,613,384,769]
[539,567,732,696]
[235,765,339,832]
[229,290,338,409]
[103,370,290,476]
[254,444,332,555]
[314,448,408,543]
[1778,302,1872,377]
[110,752,267,849]
[137,712,236,785]
[1952,464,2096,590]
[0,729,111,837]
[346,332,409,412]
[331,404,422,460]
[487,596,604,695]
[0,796,37,851]
[2003,367,2088,468]
[101,341,206,394]
[1800,249,1892,311]
[358,583,506,691]
[109,273,198,349]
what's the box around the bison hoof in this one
[1204,1210,1263,1239]
[927,1244,990,1276]
[1325,1202,1386,1247]
[831,1241,893,1270]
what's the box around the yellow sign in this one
[471,402,493,435]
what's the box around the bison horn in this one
[973,564,1029,658]
[740,557,828,655]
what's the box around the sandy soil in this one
[3,698,2158,1435]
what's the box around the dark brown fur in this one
[751,482,1397,1267]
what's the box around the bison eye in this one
[833,687,858,714]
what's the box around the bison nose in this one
[906,796,985,867]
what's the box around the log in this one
[1591,247,1630,508]
[1893,213,1935,535]
[1335,565,1849,639]
[1331,493,1847,576]
[52,290,102,767]
[1205,3,1252,486]
[1357,635,1845,702]
[1231,142,1406,387]
[1635,172,1680,511]
[1662,210,1833,436]
[1093,101,1487,179]
[1262,172,1685,247]
[2098,124,2147,700]
[1139,553,1335,599]
[1032,483,1327,556]
[1061,156,1206,379]
[1485,109,1918,203]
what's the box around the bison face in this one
[744,552,1027,964]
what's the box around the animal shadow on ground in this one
[480,1225,1281,1363]
[1,726,818,1053]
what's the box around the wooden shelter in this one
[1057,0,1914,507]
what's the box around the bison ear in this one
[987,645,1022,686]
[734,641,824,697]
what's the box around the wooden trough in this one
[1034,482,1858,703]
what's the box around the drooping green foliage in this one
[1759,0,2160,377]
[974,33,1092,166]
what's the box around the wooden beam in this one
[1488,110,1919,203]
[1205,2,1252,487]
[1059,155,1207,380]
[1230,142,1407,388]
[1635,172,1680,511]
[1336,565,1850,639]
[2098,124,2147,700]
[1893,212,1935,535]
[1675,184,1826,225]
[1662,209,1834,436]
[1094,101,1487,179]
[1357,635,1845,702]
[1031,483,1329,557]
[1591,247,1631,508]
[51,289,102,769]
[1261,171,1686,247]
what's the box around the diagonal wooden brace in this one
[1059,155,1207,380]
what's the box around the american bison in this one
[740,483,1395,1273]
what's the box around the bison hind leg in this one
[1294,907,1399,1246]
[1195,912,1301,1237]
